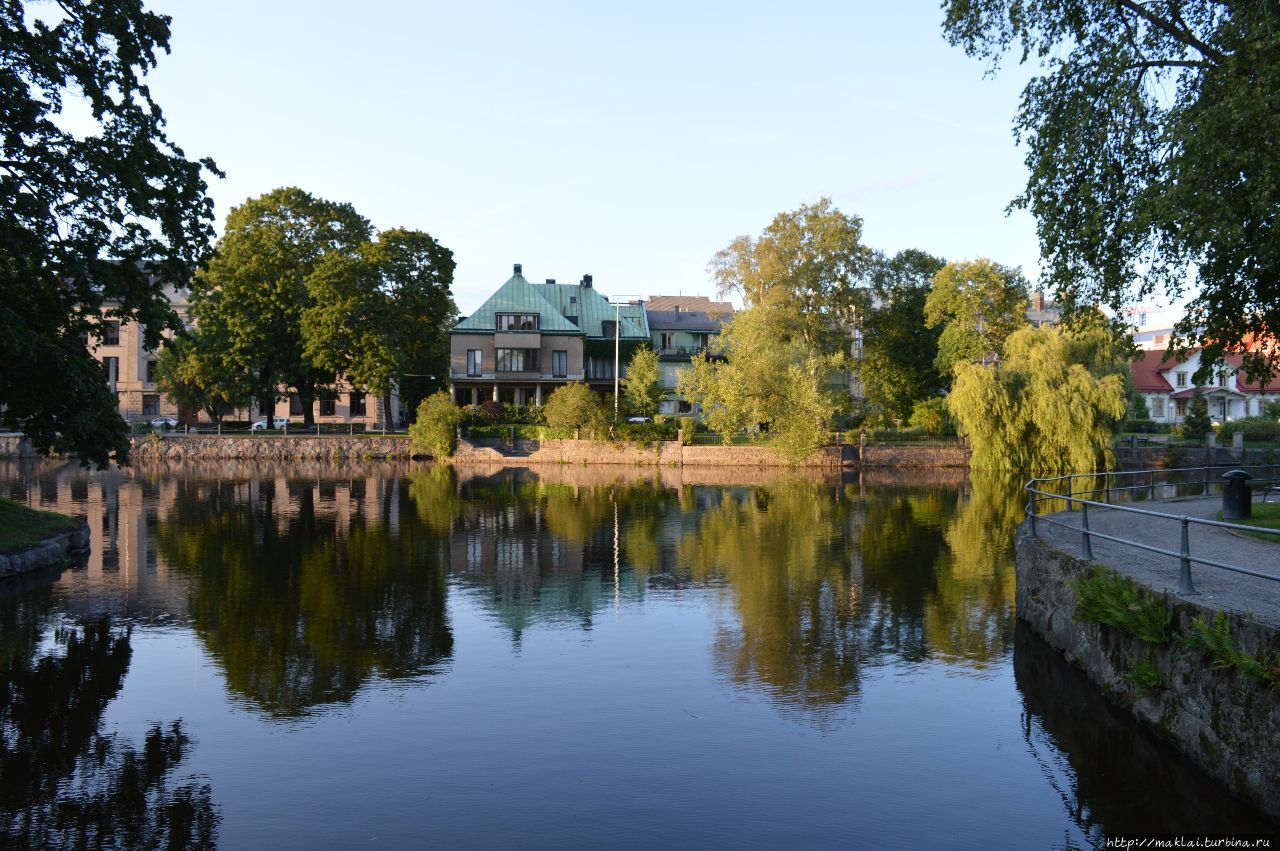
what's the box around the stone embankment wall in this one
[0,524,90,580]
[128,435,414,461]
[857,444,969,468]
[0,436,37,458]
[451,438,852,468]
[1016,529,1280,819]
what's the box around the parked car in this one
[626,416,651,424]
[250,417,290,430]
[149,416,179,429]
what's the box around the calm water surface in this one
[1,460,1274,849]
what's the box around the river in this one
[0,460,1272,848]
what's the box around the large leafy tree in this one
[942,1,1280,383]
[678,305,843,461]
[191,187,371,426]
[859,249,948,423]
[708,197,872,356]
[621,345,662,418]
[1,0,218,466]
[304,228,456,427]
[948,324,1128,474]
[924,259,1029,374]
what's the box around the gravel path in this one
[1033,495,1280,628]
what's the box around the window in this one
[350,392,366,416]
[496,348,539,372]
[1219,371,1229,388]
[142,394,160,415]
[564,315,579,327]
[585,356,613,380]
[1139,312,1148,326]
[659,332,674,350]
[466,349,483,377]
[102,357,118,385]
[601,320,617,339]
[552,350,567,378]
[146,360,158,383]
[496,313,540,331]
[1176,399,1187,416]
[289,394,303,415]
[102,321,120,346]
[320,397,336,417]
[1175,372,1187,387]
[1151,397,1166,418]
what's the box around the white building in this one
[1131,348,1278,424]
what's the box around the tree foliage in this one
[543,383,609,437]
[409,392,463,459]
[678,305,842,461]
[925,259,1029,375]
[708,198,872,356]
[948,325,1127,473]
[942,0,1280,383]
[859,249,947,422]
[0,0,218,466]
[1182,390,1212,440]
[621,345,662,418]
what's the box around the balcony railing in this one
[657,345,711,358]
[451,370,582,382]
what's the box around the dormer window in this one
[496,313,539,331]
[1176,372,1187,387]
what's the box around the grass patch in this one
[1125,656,1164,694]
[1217,502,1280,543]
[1072,566,1173,644]
[0,497,80,554]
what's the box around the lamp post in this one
[610,296,642,413]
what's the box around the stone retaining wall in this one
[1016,528,1280,819]
[858,444,970,468]
[0,524,90,580]
[128,435,414,461]
[452,438,850,468]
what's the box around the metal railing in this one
[1025,465,1280,594]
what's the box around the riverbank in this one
[1016,515,1280,820]
[0,497,89,579]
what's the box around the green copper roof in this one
[454,273,582,334]
[533,282,649,339]
[453,271,650,339]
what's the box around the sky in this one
[141,0,1044,315]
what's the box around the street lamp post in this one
[610,296,642,414]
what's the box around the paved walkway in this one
[1034,495,1280,628]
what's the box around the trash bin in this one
[1221,469,1253,521]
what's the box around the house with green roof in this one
[450,264,649,406]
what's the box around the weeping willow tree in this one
[949,325,1127,474]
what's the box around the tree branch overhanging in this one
[1114,0,1228,64]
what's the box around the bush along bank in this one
[1016,533,1280,820]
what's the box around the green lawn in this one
[0,497,81,554]
[1218,501,1280,542]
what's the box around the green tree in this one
[155,299,251,424]
[708,198,872,356]
[1182,391,1212,440]
[409,392,463,458]
[1,1,218,467]
[859,249,947,422]
[1126,392,1151,422]
[543,383,609,437]
[191,188,372,426]
[622,345,662,418]
[948,325,1127,473]
[678,305,842,461]
[942,1,1280,385]
[925,259,1029,374]
[909,397,954,436]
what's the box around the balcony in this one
[451,370,583,382]
[657,345,712,359]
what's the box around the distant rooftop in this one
[645,295,734,331]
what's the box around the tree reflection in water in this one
[154,474,453,718]
[0,600,217,849]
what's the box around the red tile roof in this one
[1130,349,1174,392]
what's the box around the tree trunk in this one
[382,394,394,432]
[299,379,315,426]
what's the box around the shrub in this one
[544,383,609,438]
[1182,391,1212,440]
[1180,612,1280,687]
[1071,567,1171,644]
[1265,400,1280,420]
[1125,656,1163,693]
[908,397,955,436]
[679,416,697,445]
[409,392,463,458]
[1218,416,1280,443]
[1124,419,1161,434]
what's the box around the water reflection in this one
[0,596,217,848]
[153,475,453,718]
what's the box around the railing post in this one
[1028,489,1038,539]
[1080,500,1093,559]
[1104,472,1111,505]
[1065,477,1073,511]
[1203,465,1210,496]
[1178,516,1198,595]
[1149,470,1156,500]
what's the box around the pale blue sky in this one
[145,0,1040,313]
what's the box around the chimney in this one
[1032,290,1045,312]
[513,263,522,276]
[581,274,593,289]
